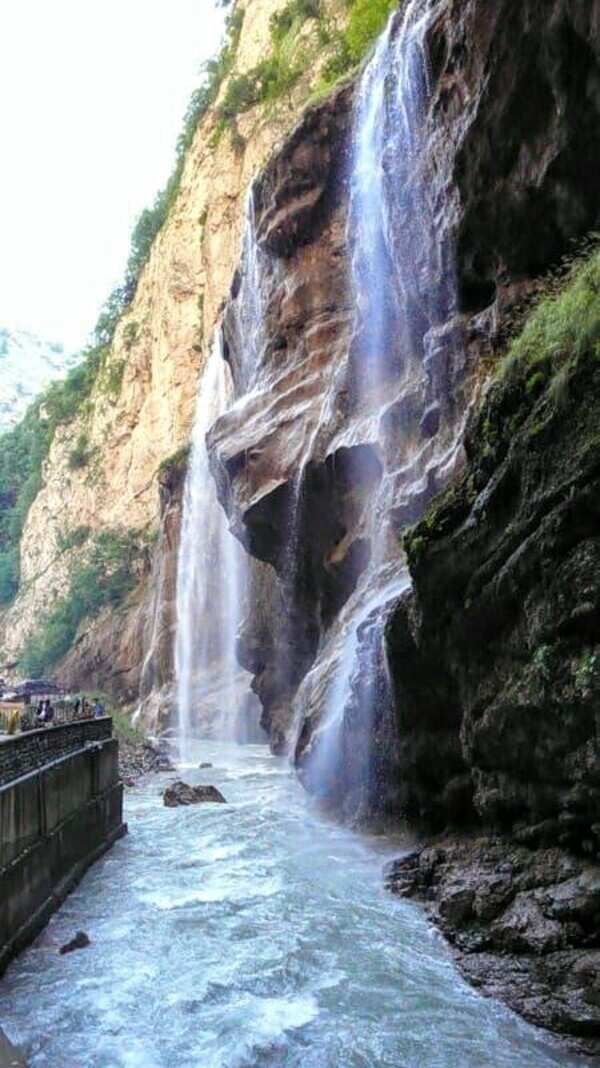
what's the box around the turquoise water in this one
[0,744,589,1067]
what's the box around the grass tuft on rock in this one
[500,239,600,382]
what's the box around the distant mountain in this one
[0,327,76,432]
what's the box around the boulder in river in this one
[60,931,91,955]
[163,781,226,807]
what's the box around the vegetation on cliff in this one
[94,3,246,346]
[0,343,126,605]
[319,0,397,90]
[0,0,397,663]
[19,529,149,677]
[501,237,600,387]
[399,236,600,825]
[405,238,600,568]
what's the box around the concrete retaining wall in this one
[0,723,126,976]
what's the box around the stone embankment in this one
[0,718,126,977]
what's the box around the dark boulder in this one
[60,931,90,955]
[163,781,226,807]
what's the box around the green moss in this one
[158,444,191,483]
[525,370,546,395]
[405,532,425,564]
[501,242,600,382]
[345,0,397,61]
[573,649,600,696]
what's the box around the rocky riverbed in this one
[386,836,600,1057]
[118,734,176,786]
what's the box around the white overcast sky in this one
[0,1,224,351]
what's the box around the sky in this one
[0,0,225,351]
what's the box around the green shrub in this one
[68,432,92,470]
[0,339,122,603]
[57,525,91,553]
[102,358,126,397]
[0,548,19,603]
[270,0,321,44]
[220,72,264,119]
[123,321,139,352]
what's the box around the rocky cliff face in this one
[385,337,600,1051]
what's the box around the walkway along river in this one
[0,742,593,1068]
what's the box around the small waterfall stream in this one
[174,334,260,755]
[174,189,272,752]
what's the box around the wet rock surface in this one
[119,735,176,785]
[388,343,600,839]
[163,781,227,807]
[386,838,600,1056]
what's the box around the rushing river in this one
[0,743,590,1068]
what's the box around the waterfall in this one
[174,189,273,756]
[350,0,453,399]
[297,0,463,816]
[224,189,270,397]
[174,334,261,759]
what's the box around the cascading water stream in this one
[174,334,260,758]
[298,0,463,811]
[174,190,273,754]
